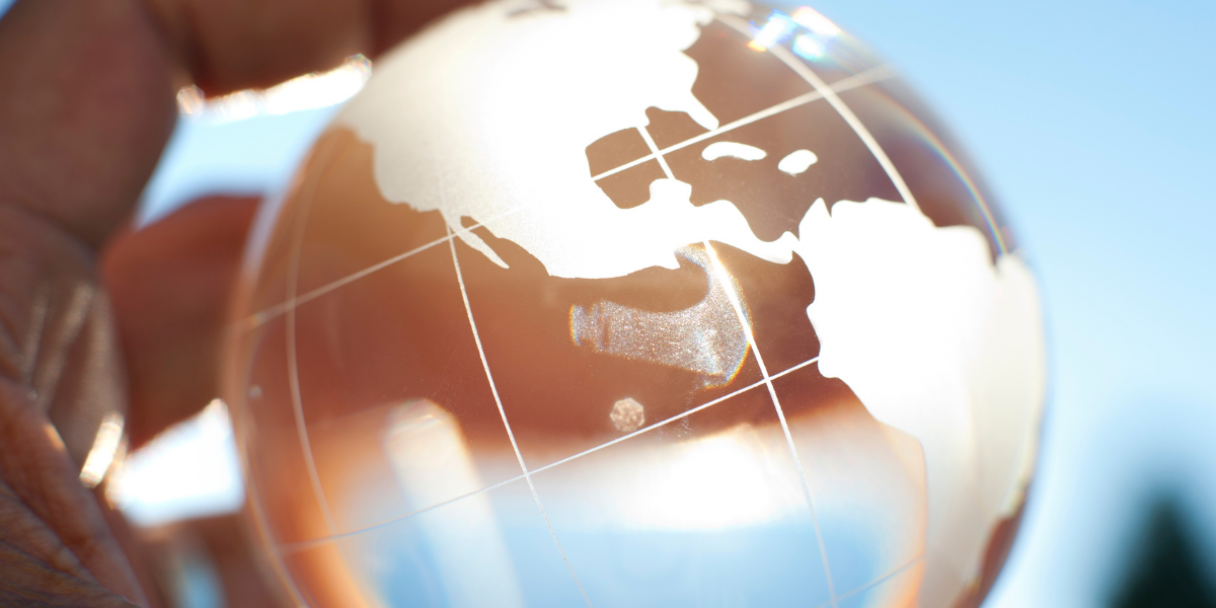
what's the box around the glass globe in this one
[222,1,1046,607]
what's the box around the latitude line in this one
[808,555,926,608]
[239,27,923,600]
[241,204,530,331]
[529,355,819,477]
[247,236,453,330]
[592,63,895,182]
[275,353,823,555]
[237,63,894,333]
[637,125,674,179]
[718,15,921,213]
[703,241,839,608]
[277,473,526,554]
[446,228,595,608]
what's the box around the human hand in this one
[0,0,469,604]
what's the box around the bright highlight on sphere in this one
[223,1,1046,607]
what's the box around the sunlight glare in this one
[748,12,796,51]
[106,400,243,526]
[177,55,372,125]
[80,412,125,488]
[792,7,841,38]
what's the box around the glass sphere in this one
[223,1,1047,607]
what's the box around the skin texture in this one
[0,0,471,604]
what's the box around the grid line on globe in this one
[238,63,895,333]
[446,226,596,606]
[701,238,841,605]
[224,2,1047,607]
[268,24,924,608]
[723,15,923,217]
[266,29,902,605]
[282,145,342,540]
[273,352,825,555]
[641,98,840,605]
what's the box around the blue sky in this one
[803,1,1216,606]
[3,0,1214,606]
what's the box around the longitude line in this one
[238,30,907,604]
[253,39,898,608]
[772,43,919,211]
[283,177,339,537]
[593,64,894,182]
[241,398,311,607]
[535,375,764,476]
[532,353,821,477]
[719,15,920,213]
[447,229,595,608]
[702,241,839,608]
[637,126,674,179]
[239,64,894,334]
[274,353,824,554]
[708,19,931,604]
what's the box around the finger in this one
[0,0,475,250]
[0,0,178,247]
[0,539,138,608]
[0,478,146,607]
[0,203,148,604]
[0,0,470,603]
[144,0,476,95]
[0,381,147,605]
[101,196,259,448]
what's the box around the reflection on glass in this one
[793,34,826,60]
[384,401,523,608]
[224,0,1046,606]
[791,7,841,38]
[570,246,750,389]
[79,412,124,488]
[609,398,646,433]
[748,11,797,51]
[572,423,805,530]
[176,55,373,124]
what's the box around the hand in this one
[0,0,468,605]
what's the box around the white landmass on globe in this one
[795,198,1044,606]
[570,246,752,389]
[702,141,768,161]
[339,0,790,279]
[338,0,1047,606]
[778,149,818,175]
